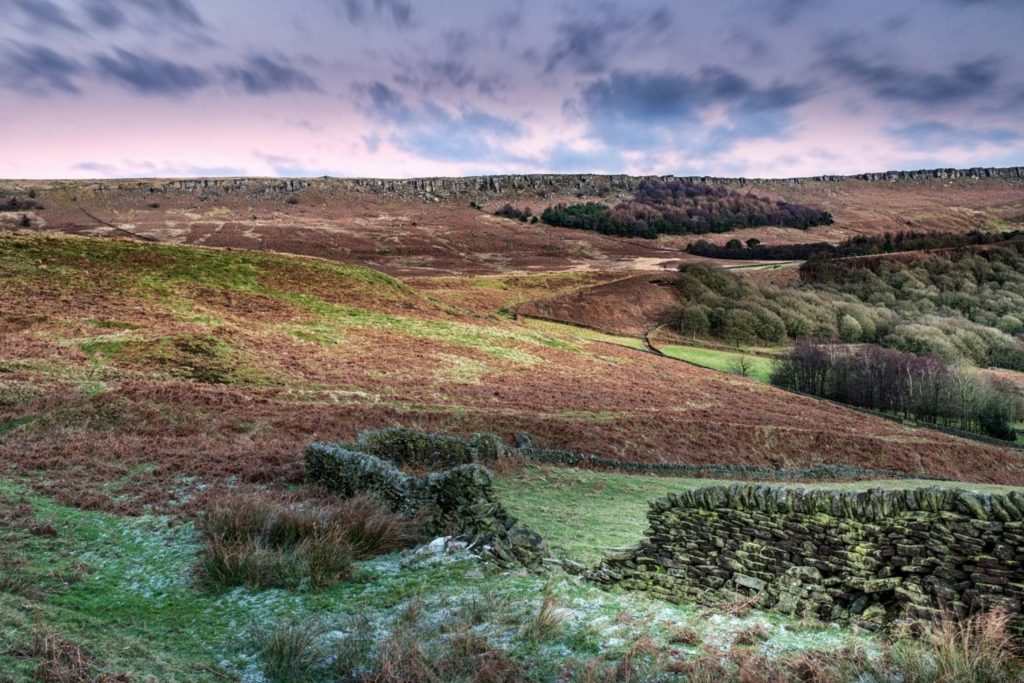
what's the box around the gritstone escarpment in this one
[17,166,1024,202]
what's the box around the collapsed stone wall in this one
[591,485,1024,628]
[305,443,545,568]
[355,426,938,482]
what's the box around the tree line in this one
[686,229,1024,261]
[771,340,1020,441]
[540,179,833,239]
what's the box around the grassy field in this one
[495,465,1024,565]
[658,344,777,383]
[0,478,879,681]
[520,317,648,351]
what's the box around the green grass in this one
[285,292,576,363]
[495,465,1024,565]
[0,478,880,681]
[659,344,777,383]
[1016,423,1024,446]
[521,318,647,351]
[0,232,407,299]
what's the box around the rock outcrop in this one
[62,166,1024,203]
[591,484,1024,629]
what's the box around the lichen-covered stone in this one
[591,485,1024,629]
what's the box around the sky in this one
[2,0,1024,179]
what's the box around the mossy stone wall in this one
[591,485,1024,628]
[305,443,545,568]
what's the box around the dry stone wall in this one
[305,442,545,568]
[591,485,1024,629]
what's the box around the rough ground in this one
[2,232,1022,517]
[4,172,1024,276]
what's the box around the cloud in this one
[129,0,204,27]
[766,0,816,25]
[582,68,812,122]
[11,0,82,33]
[545,5,673,75]
[356,81,525,163]
[223,55,321,95]
[824,51,1002,106]
[889,121,1020,148]
[1,43,83,94]
[74,160,247,177]
[543,143,624,173]
[84,0,126,28]
[254,153,338,177]
[576,68,814,153]
[94,48,209,95]
[358,81,414,123]
[339,0,413,28]
[394,58,504,97]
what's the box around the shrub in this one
[679,304,711,338]
[494,204,533,222]
[838,313,863,343]
[355,427,507,469]
[196,494,416,590]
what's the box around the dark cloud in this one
[890,121,1020,148]
[578,68,814,151]
[12,0,82,33]
[129,0,204,27]
[223,56,321,95]
[394,59,503,97]
[356,81,524,163]
[545,5,673,75]
[84,0,126,28]
[339,0,413,27]
[582,68,812,123]
[357,81,413,122]
[767,0,816,25]
[1,43,82,94]
[825,51,1002,105]
[94,49,209,95]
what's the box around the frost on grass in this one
[15,490,882,680]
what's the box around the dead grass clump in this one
[520,592,564,643]
[197,493,417,590]
[732,623,770,646]
[667,626,701,646]
[890,609,1020,683]
[11,629,93,683]
[255,619,326,683]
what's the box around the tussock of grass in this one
[197,494,418,590]
[9,628,117,683]
[890,609,1018,683]
[255,618,326,683]
[520,592,564,643]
